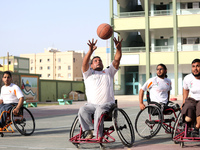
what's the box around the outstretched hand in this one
[87,39,97,52]
[113,37,123,50]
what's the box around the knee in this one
[78,106,85,116]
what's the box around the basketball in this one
[97,23,113,40]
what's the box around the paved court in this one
[0,96,200,150]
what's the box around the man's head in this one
[191,59,200,78]
[90,56,104,71]
[2,71,12,86]
[156,64,167,79]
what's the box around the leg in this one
[78,103,96,132]
[0,104,13,128]
[93,103,114,137]
[195,101,200,129]
[181,98,196,124]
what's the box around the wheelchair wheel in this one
[11,106,35,136]
[69,115,82,139]
[112,108,135,147]
[172,113,184,144]
[69,115,81,148]
[135,105,162,139]
[162,109,181,134]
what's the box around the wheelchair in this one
[0,105,35,137]
[135,91,180,139]
[172,112,200,148]
[69,101,135,149]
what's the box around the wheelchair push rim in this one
[11,106,35,136]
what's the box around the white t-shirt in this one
[141,76,172,104]
[183,73,200,101]
[0,83,24,104]
[83,63,118,105]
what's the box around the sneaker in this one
[85,130,94,139]
[191,128,199,137]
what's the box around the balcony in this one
[114,8,200,18]
[120,45,200,53]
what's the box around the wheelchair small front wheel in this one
[135,105,162,139]
[112,108,135,147]
[11,106,35,136]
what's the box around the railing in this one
[179,8,200,15]
[120,45,200,53]
[152,10,173,16]
[114,8,200,18]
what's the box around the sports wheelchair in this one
[135,91,180,139]
[0,105,35,137]
[69,101,135,149]
[172,113,200,148]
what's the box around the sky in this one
[0,0,116,60]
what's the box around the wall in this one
[40,79,85,102]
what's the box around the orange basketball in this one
[97,23,113,40]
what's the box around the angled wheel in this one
[135,105,162,139]
[69,115,82,139]
[172,113,185,144]
[11,106,35,136]
[112,108,135,147]
[69,115,82,148]
[162,109,181,134]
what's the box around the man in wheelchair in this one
[0,71,24,130]
[78,37,122,140]
[181,58,200,137]
[139,64,178,112]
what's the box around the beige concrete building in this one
[20,48,85,81]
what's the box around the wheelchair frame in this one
[135,91,180,139]
[69,106,135,149]
[173,113,200,148]
[0,105,35,137]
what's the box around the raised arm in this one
[82,39,97,73]
[112,37,123,69]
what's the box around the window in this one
[58,58,61,62]
[47,66,50,70]
[68,73,71,78]
[47,58,50,62]
[40,74,42,77]
[73,58,75,63]
[48,74,51,77]
[187,3,192,9]
[31,59,33,64]
[40,66,43,70]
[68,65,71,70]
[39,59,42,63]
[31,67,33,70]
[58,73,61,78]
[58,66,61,70]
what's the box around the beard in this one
[192,72,200,77]
[157,74,165,78]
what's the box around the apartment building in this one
[0,55,29,73]
[20,48,85,81]
[110,0,200,95]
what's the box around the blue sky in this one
[0,0,115,59]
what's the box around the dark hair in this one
[192,59,200,64]
[91,56,101,64]
[2,71,12,78]
[157,63,168,78]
